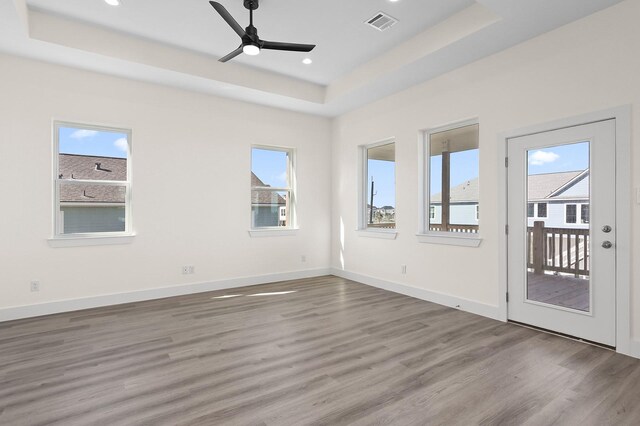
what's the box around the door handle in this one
[602,241,613,249]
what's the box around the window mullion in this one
[56,179,128,186]
[251,186,290,192]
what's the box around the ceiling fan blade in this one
[260,40,316,52]
[209,1,245,38]
[219,45,243,62]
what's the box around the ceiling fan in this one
[209,0,316,62]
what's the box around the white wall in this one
[1,0,639,349]
[331,0,640,338]
[0,54,331,313]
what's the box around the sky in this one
[368,159,395,208]
[430,149,479,196]
[59,127,128,158]
[526,141,589,175]
[252,148,288,188]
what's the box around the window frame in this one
[537,202,548,218]
[250,145,297,235]
[357,138,397,239]
[417,118,481,247]
[527,203,535,218]
[565,203,578,224]
[51,121,134,245]
[581,204,590,224]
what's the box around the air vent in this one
[365,11,398,32]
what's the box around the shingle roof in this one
[58,154,127,203]
[528,171,583,200]
[431,170,587,204]
[251,173,286,206]
[432,178,479,203]
[59,153,127,181]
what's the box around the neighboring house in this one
[430,179,479,226]
[377,206,395,216]
[430,170,589,229]
[58,154,127,234]
[366,204,395,225]
[251,172,286,227]
[527,169,589,229]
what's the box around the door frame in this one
[497,105,632,356]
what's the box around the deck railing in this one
[429,224,479,233]
[527,221,589,277]
[367,223,396,229]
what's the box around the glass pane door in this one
[526,141,590,312]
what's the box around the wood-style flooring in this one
[1,275,639,425]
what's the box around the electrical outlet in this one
[30,281,40,292]
[182,266,195,275]
[182,266,189,275]
[301,255,306,263]
[401,265,407,275]
[188,266,195,274]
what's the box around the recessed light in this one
[104,0,120,6]
[302,58,313,65]
[389,0,400,2]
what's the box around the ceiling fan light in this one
[104,0,121,6]
[243,44,260,56]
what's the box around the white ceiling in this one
[0,0,627,116]
[26,0,475,85]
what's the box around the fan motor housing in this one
[244,0,259,10]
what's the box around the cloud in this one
[114,138,128,152]
[529,150,559,166]
[277,171,287,183]
[70,129,98,139]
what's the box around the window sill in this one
[416,232,482,247]
[248,228,299,238]
[48,234,135,248]
[356,229,398,240]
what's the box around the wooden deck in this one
[527,272,590,311]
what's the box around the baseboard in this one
[0,268,332,322]
[629,340,640,359]
[331,268,502,321]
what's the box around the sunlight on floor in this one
[247,291,297,297]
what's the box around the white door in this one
[507,120,616,346]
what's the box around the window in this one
[581,204,590,224]
[527,203,535,218]
[537,202,547,218]
[426,122,479,234]
[360,141,396,230]
[251,147,295,229]
[566,204,577,224]
[54,122,132,237]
